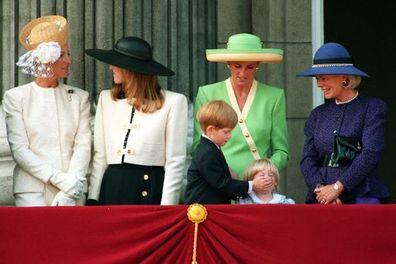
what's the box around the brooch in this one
[67,89,74,101]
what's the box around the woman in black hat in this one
[297,42,389,204]
[85,37,188,205]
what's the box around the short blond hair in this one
[344,75,362,89]
[197,100,238,132]
[243,158,280,191]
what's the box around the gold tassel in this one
[187,203,208,264]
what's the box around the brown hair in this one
[197,100,238,133]
[111,69,164,113]
[243,158,280,191]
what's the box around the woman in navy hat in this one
[297,42,389,204]
[85,37,187,205]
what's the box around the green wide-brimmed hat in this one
[206,33,283,63]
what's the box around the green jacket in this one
[193,78,289,178]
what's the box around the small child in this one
[184,100,267,204]
[238,159,295,204]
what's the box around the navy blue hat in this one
[297,42,369,78]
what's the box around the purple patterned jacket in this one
[301,95,389,203]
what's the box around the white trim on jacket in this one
[88,89,188,205]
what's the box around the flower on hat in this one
[16,41,61,77]
[35,41,61,63]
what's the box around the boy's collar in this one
[202,134,220,149]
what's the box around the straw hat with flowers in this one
[16,15,68,77]
[19,15,68,51]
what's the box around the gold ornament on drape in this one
[187,203,208,264]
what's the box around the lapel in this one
[200,136,227,164]
[225,78,261,160]
[225,77,257,117]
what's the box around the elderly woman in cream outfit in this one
[2,16,91,206]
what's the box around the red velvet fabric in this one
[1,205,395,263]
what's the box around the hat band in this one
[114,47,150,61]
[313,57,353,64]
[312,63,354,68]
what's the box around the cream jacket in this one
[2,82,92,205]
[89,90,188,205]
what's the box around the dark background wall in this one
[325,0,396,202]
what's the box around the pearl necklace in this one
[336,91,359,105]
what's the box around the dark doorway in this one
[325,1,396,202]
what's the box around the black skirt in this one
[99,163,164,205]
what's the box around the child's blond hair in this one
[197,100,238,133]
[244,158,280,191]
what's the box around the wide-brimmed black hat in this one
[85,36,174,76]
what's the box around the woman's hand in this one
[331,198,342,205]
[314,181,344,205]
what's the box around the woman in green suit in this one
[193,33,289,179]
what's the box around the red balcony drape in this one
[1,204,395,264]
